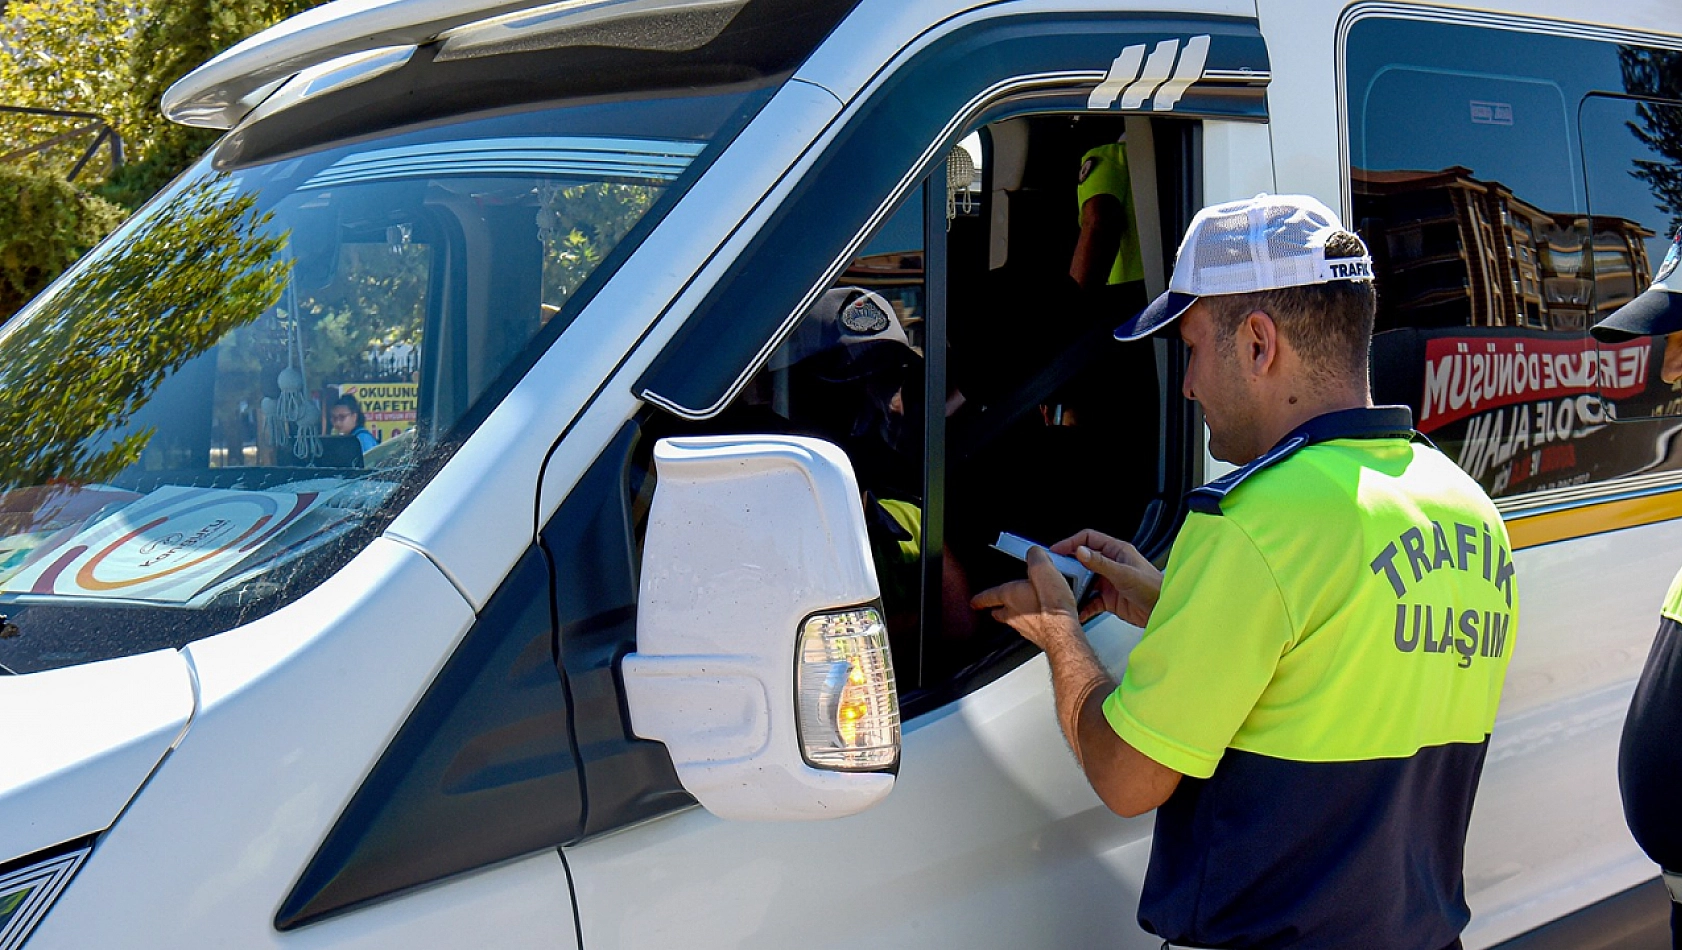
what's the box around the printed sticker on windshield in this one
[3,485,329,603]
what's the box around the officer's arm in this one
[1070,193,1126,291]
[971,548,1182,817]
[1050,623,1182,817]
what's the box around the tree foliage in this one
[540,181,658,310]
[112,0,325,206]
[0,0,138,178]
[0,166,124,317]
[301,243,430,385]
[1620,48,1682,239]
[0,173,288,486]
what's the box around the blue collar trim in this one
[1186,406,1421,516]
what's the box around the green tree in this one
[0,165,124,317]
[110,0,326,207]
[301,243,430,386]
[0,0,138,179]
[1620,48,1682,239]
[0,173,289,486]
[540,181,658,309]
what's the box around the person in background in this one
[1590,229,1682,949]
[973,194,1515,950]
[1070,135,1146,293]
[330,394,378,453]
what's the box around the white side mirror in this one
[622,435,899,821]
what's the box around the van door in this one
[554,9,1269,947]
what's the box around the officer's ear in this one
[1236,309,1280,378]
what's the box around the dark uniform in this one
[1619,569,1682,947]
[1592,231,1682,948]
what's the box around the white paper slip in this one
[990,531,1096,601]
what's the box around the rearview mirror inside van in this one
[622,435,899,821]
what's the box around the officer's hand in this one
[1051,529,1162,628]
[970,548,1082,651]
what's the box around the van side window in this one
[937,115,1172,693]
[635,112,1191,711]
[639,185,934,686]
[1345,18,1682,496]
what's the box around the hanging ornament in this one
[273,267,322,461]
[946,145,976,227]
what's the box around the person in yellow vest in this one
[975,194,1513,950]
[1590,229,1682,949]
[1070,139,1146,291]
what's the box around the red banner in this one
[1418,336,1652,432]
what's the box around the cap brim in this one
[1591,286,1682,342]
[1114,291,1196,342]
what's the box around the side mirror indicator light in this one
[796,607,899,771]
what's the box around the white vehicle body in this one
[0,0,1678,948]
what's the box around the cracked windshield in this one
[0,97,737,672]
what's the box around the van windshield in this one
[0,86,767,674]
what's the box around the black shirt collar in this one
[1186,405,1421,516]
[1283,405,1416,450]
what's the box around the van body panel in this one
[23,539,491,947]
[1201,118,1274,205]
[43,851,578,950]
[566,613,1157,950]
[0,649,192,863]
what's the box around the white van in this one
[2,0,1680,946]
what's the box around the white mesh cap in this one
[1115,193,1373,341]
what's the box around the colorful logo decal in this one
[3,485,327,603]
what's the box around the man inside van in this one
[973,194,1515,950]
[1590,229,1682,948]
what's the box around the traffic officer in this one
[1070,136,1146,292]
[974,194,1516,950]
[1589,229,1682,948]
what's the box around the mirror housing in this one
[622,435,899,821]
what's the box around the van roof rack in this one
[163,0,728,131]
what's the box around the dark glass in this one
[1347,17,1682,496]
[641,185,931,680]
[1582,93,1682,421]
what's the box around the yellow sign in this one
[335,382,418,444]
